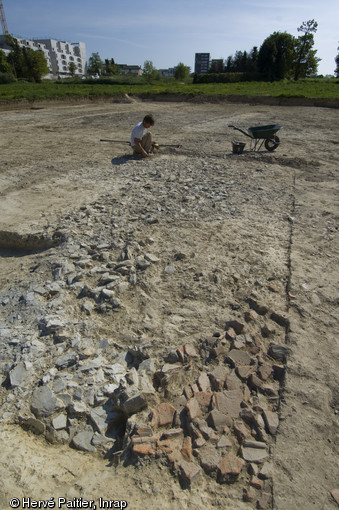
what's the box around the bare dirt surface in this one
[0,96,338,510]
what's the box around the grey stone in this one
[240,445,269,463]
[31,386,65,417]
[55,352,78,370]
[9,361,32,388]
[52,413,67,430]
[72,431,95,452]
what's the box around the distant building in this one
[210,59,224,73]
[195,53,210,74]
[0,35,86,78]
[34,39,86,77]
[119,64,142,76]
[159,68,175,77]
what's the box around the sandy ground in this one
[0,96,338,510]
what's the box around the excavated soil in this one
[0,96,338,510]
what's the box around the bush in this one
[0,72,16,84]
[193,72,267,84]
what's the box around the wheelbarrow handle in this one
[228,125,252,138]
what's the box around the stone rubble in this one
[0,186,292,508]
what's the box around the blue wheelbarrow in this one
[229,124,282,152]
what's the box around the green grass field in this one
[0,78,338,102]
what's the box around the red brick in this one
[218,452,245,483]
[156,402,176,426]
[132,443,154,456]
[136,426,153,437]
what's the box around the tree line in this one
[205,20,339,81]
[0,35,49,82]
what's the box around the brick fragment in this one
[197,372,211,392]
[240,445,268,464]
[218,451,245,483]
[136,426,153,437]
[226,328,237,341]
[233,421,250,442]
[213,389,242,419]
[250,475,263,489]
[263,409,279,435]
[216,435,232,449]
[193,391,212,412]
[227,349,252,367]
[131,435,157,445]
[181,436,192,461]
[185,397,202,420]
[196,444,221,476]
[236,365,255,381]
[184,343,199,358]
[156,402,176,426]
[161,428,184,439]
[178,460,201,487]
[208,365,229,391]
[257,363,273,381]
[132,443,154,456]
[207,409,232,431]
[244,486,257,502]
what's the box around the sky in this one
[2,0,338,76]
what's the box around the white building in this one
[34,39,87,77]
[0,36,86,78]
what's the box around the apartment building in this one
[34,39,87,77]
[194,53,210,74]
[0,35,86,78]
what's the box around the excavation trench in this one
[0,230,64,256]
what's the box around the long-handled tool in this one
[100,139,182,149]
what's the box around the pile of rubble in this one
[0,193,291,509]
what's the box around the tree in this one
[142,60,157,82]
[0,49,12,74]
[24,49,49,82]
[103,58,120,76]
[87,52,103,76]
[294,19,320,80]
[174,62,190,81]
[335,44,339,77]
[69,62,77,77]
[258,31,295,80]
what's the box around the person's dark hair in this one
[143,114,155,126]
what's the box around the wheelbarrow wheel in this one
[265,135,280,152]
